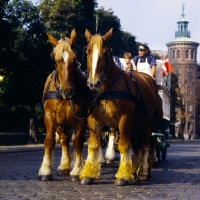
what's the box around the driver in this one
[133,45,157,79]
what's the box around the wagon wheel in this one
[162,148,167,161]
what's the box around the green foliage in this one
[95,8,137,58]
[0,101,30,132]
[170,72,180,122]
[38,0,97,70]
[151,53,161,59]
[120,31,137,58]
[0,0,54,134]
[0,0,53,106]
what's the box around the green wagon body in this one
[151,132,172,162]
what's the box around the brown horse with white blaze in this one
[79,28,161,186]
[38,29,87,181]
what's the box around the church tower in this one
[166,4,199,139]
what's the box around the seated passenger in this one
[112,55,122,68]
[123,52,136,72]
[111,49,122,68]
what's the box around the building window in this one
[187,103,192,113]
[187,71,193,80]
[177,50,181,59]
[191,50,194,59]
[186,50,189,59]
[172,50,175,59]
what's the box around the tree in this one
[171,65,200,139]
[151,53,161,59]
[95,7,138,58]
[38,0,97,69]
[0,0,14,74]
[120,31,138,58]
[0,0,52,142]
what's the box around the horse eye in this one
[104,52,108,57]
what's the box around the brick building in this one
[166,7,200,139]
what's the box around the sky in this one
[31,0,200,62]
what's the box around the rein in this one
[101,40,110,82]
[43,62,85,99]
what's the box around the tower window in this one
[191,50,194,59]
[177,50,181,59]
[172,50,175,59]
[186,50,189,59]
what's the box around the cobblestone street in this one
[0,140,200,200]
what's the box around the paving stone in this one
[0,141,200,199]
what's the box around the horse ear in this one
[69,28,76,46]
[102,28,113,42]
[47,33,58,47]
[85,29,92,42]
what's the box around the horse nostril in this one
[68,88,73,94]
[90,83,93,88]
[96,81,101,86]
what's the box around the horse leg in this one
[70,123,85,182]
[38,116,56,181]
[150,136,158,162]
[137,124,152,181]
[79,121,101,185]
[56,127,71,175]
[131,128,143,180]
[105,132,115,164]
[132,149,142,180]
[97,146,106,167]
[115,119,133,186]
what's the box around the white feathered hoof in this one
[70,176,79,182]
[137,174,148,182]
[80,178,94,185]
[115,178,128,186]
[106,159,114,164]
[100,161,107,167]
[57,169,70,175]
[38,175,53,181]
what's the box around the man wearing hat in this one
[133,45,157,79]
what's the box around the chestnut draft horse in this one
[38,29,88,181]
[79,28,162,186]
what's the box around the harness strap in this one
[54,72,61,93]
[45,71,56,93]
[69,99,96,120]
[44,91,63,101]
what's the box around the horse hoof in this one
[80,178,94,185]
[71,176,79,182]
[100,162,107,167]
[137,175,148,182]
[106,159,114,164]
[133,173,137,181]
[115,179,128,186]
[38,175,53,181]
[57,170,69,175]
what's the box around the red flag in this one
[162,54,173,77]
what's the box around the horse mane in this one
[88,35,103,53]
[54,38,76,61]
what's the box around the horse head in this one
[84,28,113,91]
[47,29,77,99]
